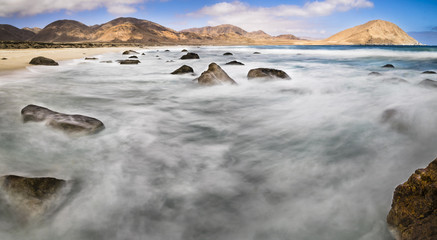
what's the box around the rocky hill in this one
[0,24,36,41]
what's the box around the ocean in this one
[1,45,437,240]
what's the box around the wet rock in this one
[181,52,200,60]
[419,79,437,88]
[171,65,194,75]
[122,50,139,55]
[247,68,291,80]
[381,108,409,133]
[100,60,112,63]
[117,59,141,65]
[197,63,237,86]
[368,72,382,76]
[84,57,98,60]
[422,71,436,74]
[29,56,59,66]
[0,175,67,221]
[382,64,395,68]
[165,50,170,52]
[181,49,188,52]
[223,52,233,56]
[387,158,437,240]
[253,52,261,54]
[128,56,138,59]
[225,60,244,66]
[21,104,105,135]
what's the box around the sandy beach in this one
[0,47,128,74]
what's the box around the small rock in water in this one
[117,59,141,65]
[368,72,382,76]
[100,60,112,63]
[84,57,98,60]
[225,60,244,65]
[382,77,408,84]
[197,63,237,86]
[247,68,291,80]
[180,52,200,60]
[253,52,261,54]
[419,79,437,88]
[141,53,146,55]
[21,104,105,135]
[29,56,59,66]
[129,56,138,59]
[171,65,194,75]
[165,50,170,52]
[122,50,139,55]
[381,108,409,133]
[382,64,395,68]
[181,49,188,52]
[223,52,233,56]
[422,70,436,74]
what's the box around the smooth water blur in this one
[1,45,437,240]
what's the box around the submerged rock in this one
[247,68,291,80]
[422,71,436,74]
[165,50,170,52]
[128,56,138,59]
[180,52,200,60]
[225,60,244,65]
[122,50,139,55]
[368,71,382,76]
[84,57,98,60]
[21,104,105,135]
[382,77,408,84]
[419,79,437,88]
[29,56,59,66]
[387,158,437,240]
[223,52,233,56]
[117,59,141,65]
[171,65,194,75]
[181,49,188,52]
[381,108,411,133]
[100,60,112,63]
[197,63,237,86]
[253,52,261,54]
[0,175,67,222]
[382,64,395,68]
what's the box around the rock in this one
[84,57,98,60]
[369,72,382,76]
[422,71,436,74]
[129,56,138,59]
[223,52,233,56]
[180,52,200,60]
[381,108,409,133]
[21,104,105,135]
[166,60,175,63]
[247,68,291,80]
[382,64,395,68]
[0,175,67,221]
[1,57,7,60]
[197,63,237,86]
[122,50,139,55]
[382,77,408,84]
[141,53,146,55]
[171,65,194,75]
[225,60,244,65]
[117,59,141,65]
[165,50,170,52]
[387,158,437,240]
[29,56,59,66]
[100,60,112,63]
[181,49,188,52]
[419,79,437,88]
[253,52,261,54]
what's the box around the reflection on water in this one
[0,46,437,240]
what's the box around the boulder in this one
[387,158,437,240]
[225,61,244,66]
[197,63,237,86]
[382,64,395,68]
[247,68,291,80]
[0,175,67,221]
[368,72,382,76]
[419,79,437,88]
[29,56,59,66]
[171,65,194,75]
[122,50,139,55]
[180,52,200,60]
[181,49,188,52]
[422,71,436,74]
[21,104,105,135]
[84,57,98,60]
[223,52,233,56]
[117,59,141,65]
[128,56,138,59]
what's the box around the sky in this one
[0,0,436,44]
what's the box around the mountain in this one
[324,20,419,45]
[0,24,35,41]
[22,27,41,34]
[31,20,93,42]
[182,24,248,36]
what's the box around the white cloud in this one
[189,0,374,36]
[0,0,146,17]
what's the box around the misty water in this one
[1,45,437,240]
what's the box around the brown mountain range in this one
[0,18,419,45]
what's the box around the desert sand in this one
[0,47,127,73]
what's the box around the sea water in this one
[0,45,437,240]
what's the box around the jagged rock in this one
[171,65,194,75]
[0,175,67,222]
[180,52,200,60]
[117,59,140,65]
[122,50,139,55]
[225,60,244,65]
[197,63,237,86]
[387,158,437,240]
[223,52,233,56]
[382,64,395,68]
[419,79,437,88]
[29,56,59,66]
[84,57,98,60]
[128,56,138,59]
[422,71,436,74]
[369,71,382,76]
[181,49,188,52]
[247,68,291,80]
[21,104,105,135]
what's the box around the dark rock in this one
[141,53,146,55]
[1,57,7,60]
[122,50,139,55]
[21,104,105,135]
[382,64,395,68]
[100,60,112,63]
[223,52,233,56]
[225,61,244,65]
[166,60,175,63]
[0,175,67,221]
[381,108,409,133]
[165,50,170,52]
[29,56,59,66]
[117,59,141,65]
[84,57,98,60]
[247,68,291,80]
[253,52,261,54]
[128,56,138,59]
[181,52,200,60]
[419,79,437,88]
[197,63,237,86]
[387,158,437,240]
[368,72,382,76]
[422,71,436,74]
[171,65,194,75]
[181,49,188,52]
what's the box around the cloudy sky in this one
[0,0,436,43]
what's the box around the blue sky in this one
[0,0,436,43]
